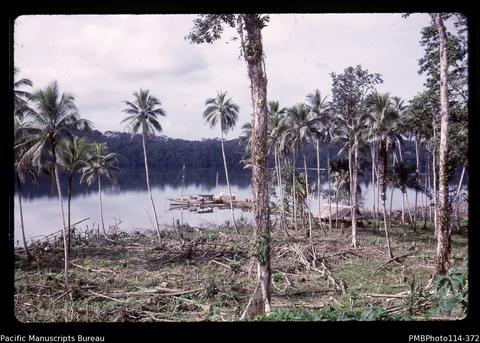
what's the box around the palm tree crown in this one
[203,91,239,133]
[121,89,166,136]
[81,143,119,185]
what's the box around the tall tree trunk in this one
[433,13,451,274]
[278,153,288,235]
[98,172,106,237]
[304,151,313,238]
[379,140,393,258]
[67,173,73,253]
[327,144,332,230]
[292,150,297,228]
[16,177,33,260]
[432,125,438,237]
[414,138,420,231]
[220,130,238,233]
[53,151,68,288]
[240,14,271,319]
[350,141,359,248]
[316,139,323,230]
[142,134,161,240]
[371,144,377,230]
[274,147,288,237]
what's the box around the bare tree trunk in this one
[98,172,106,237]
[240,14,271,319]
[304,152,313,238]
[350,141,359,248]
[67,174,73,253]
[433,13,451,274]
[142,134,161,240]
[316,139,323,229]
[371,144,376,230]
[414,138,420,231]
[220,130,238,233]
[53,154,68,288]
[379,140,393,258]
[401,193,405,224]
[278,153,288,235]
[275,147,288,237]
[327,144,332,229]
[292,150,297,228]
[16,177,33,260]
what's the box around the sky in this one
[14,13,436,140]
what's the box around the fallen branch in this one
[375,251,417,272]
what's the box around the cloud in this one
[14,13,436,140]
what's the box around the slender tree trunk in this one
[371,145,377,230]
[304,151,313,238]
[240,14,271,319]
[67,174,73,253]
[401,193,405,224]
[433,13,451,274]
[379,140,393,258]
[350,141,359,248]
[142,134,161,240]
[414,138,420,231]
[275,147,288,237]
[292,150,297,228]
[278,154,288,235]
[98,172,106,237]
[316,139,322,229]
[16,177,33,260]
[53,152,68,288]
[220,130,238,233]
[404,190,414,229]
[336,191,339,230]
[327,144,332,230]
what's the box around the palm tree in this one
[121,89,166,240]
[365,92,404,258]
[81,143,119,237]
[282,103,317,237]
[267,101,288,236]
[203,91,239,232]
[306,90,330,228]
[21,81,92,287]
[14,68,34,120]
[334,112,368,248]
[14,117,36,260]
[391,162,418,231]
[57,137,91,252]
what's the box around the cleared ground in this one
[14,220,468,322]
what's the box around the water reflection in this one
[14,168,447,245]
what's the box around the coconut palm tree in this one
[14,68,34,120]
[121,89,166,240]
[81,143,119,237]
[282,103,318,238]
[57,137,91,252]
[306,90,330,228]
[14,117,36,261]
[267,101,288,236]
[20,81,92,287]
[391,162,418,229]
[203,91,239,232]
[365,92,404,258]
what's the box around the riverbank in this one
[14,221,468,322]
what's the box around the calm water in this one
[13,168,455,245]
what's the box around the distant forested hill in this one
[76,129,429,172]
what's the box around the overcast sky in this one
[14,14,436,140]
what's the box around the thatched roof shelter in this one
[317,204,365,221]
